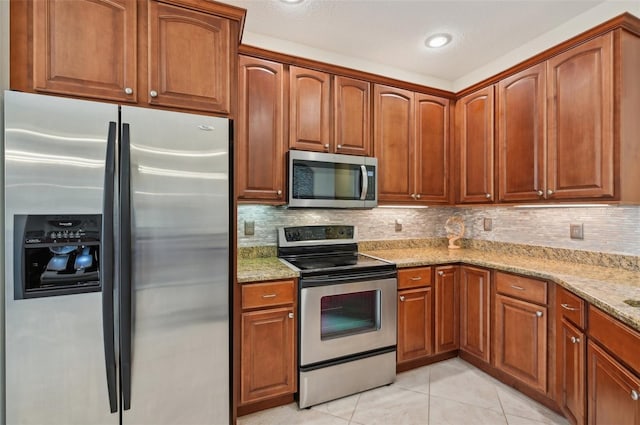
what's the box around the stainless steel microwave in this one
[288,150,378,208]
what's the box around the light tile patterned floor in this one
[238,358,569,425]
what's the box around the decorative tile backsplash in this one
[237,205,640,256]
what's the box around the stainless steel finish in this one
[359,165,368,201]
[122,106,229,425]
[299,277,396,366]
[536,311,543,317]
[561,303,579,311]
[570,336,580,344]
[485,193,491,199]
[125,87,133,95]
[277,225,359,248]
[399,295,405,301]
[511,285,525,291]
[537,190,544,196]
[547,189,554,195]
[438,271,444,276]
[262,294,276,299]
[4,91,118,425]
[298,351,396,408]
[632,389,639,401]
[288,312,294,319]
[149,90,158,98]
[288,150,378,208]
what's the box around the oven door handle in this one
[300,269,397,287]
[359,165,368,201]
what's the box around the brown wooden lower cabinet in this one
[558,320,586,425]
[434,266,459,353]
[587,341,640,425]
[397,286,434,363]
[459,266,490,363]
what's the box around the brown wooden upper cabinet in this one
[11,0,244,115]
[374,85,452,205]
[333,76,372,156]
[237,56,286,203]
[289,66,331,152]
[456,86,495,203]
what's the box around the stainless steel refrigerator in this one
[3,90,231,425]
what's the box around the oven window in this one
[320,290,380,340]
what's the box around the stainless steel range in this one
[278,225,397,408]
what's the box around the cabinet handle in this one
[632,390,639,401]
[437,271,444,276]
[536,190,543,196]
[276,190,282,196]
[150,90,158,98]
[570,336,580,344]
[547,189,554,195]
[124,87,133,95]
[262,294,276,299]
[410,277,422,281]
[288,312,294,319]
[485,193,491,199]
[536,311,543,317]
[510,285,525,291]
[561,303,580,311]
[399,295,405,302]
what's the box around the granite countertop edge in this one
[237,248,640,333]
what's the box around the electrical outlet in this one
[395,219,403,232]
[483,218,493,231]
[570,223,584,240]
[244,220,255,236]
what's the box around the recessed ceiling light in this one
[280,0,304,3]
[425,33,452,48]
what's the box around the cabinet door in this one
[237,56,286,203]
[435,266,459,353]
[494,294,547,393]
[459,266,490,363]
[588,342,640,425]
[289,66,331,152]
[497,64,546,202]
[334,76,371,156]
[241,307,296,405]
[374,85,415,203]
[33,0,137,102]
[547,33,614,200]
[148,1,232,113]
[558,320,586,425]
[397,287,434,363]
[457,86,495,203]
[415,94,451,204]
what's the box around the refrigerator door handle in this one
[102,121,118,413]
[120,123,133,411]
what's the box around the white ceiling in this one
[224,0,620,91]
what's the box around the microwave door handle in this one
[360,165,368,200]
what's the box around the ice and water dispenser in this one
[15,214,102,299]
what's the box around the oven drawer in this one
[242,279,295,310]
[299,277,397,367]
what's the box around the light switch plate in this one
[244,220,255,236]
[483,218,493,231]
[570,223,584,240]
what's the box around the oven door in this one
[299,276,396,366]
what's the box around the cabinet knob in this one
[124,87,133,95]
[485,193,491,199]
[150,90,158,98]
[277,190,282,196]
[288,312,294,319]
[399,295,405,302]
[337,144,342,149]
[438,271,444,276]
[547,189,554,196]
[631,389,639,401]
[416,194,421,199]
[536,190,543,196]
[324,144,330,149]
[570,336,580,344]
[410,193,416,199]
[536,311,543,317]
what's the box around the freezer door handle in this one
[120,123,133,411]
[102,121,118,413]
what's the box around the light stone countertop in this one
[237,247,640,332]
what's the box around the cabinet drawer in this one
[242,280,295,310]
[589,306,640,373]
[496,272,547,305]
[398,267,432,289]
[557,287,586,329]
